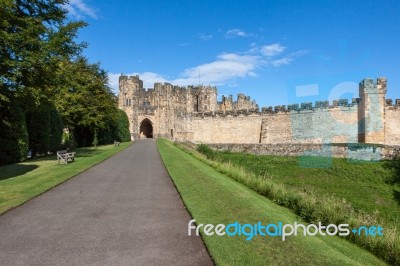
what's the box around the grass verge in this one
[197,145,400,225]
[0,142,131,215]
[184,142,399,265]
[157,139,385,265]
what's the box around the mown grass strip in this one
[193,143,400,265]
[157,139,384,265]
[0,142,131,215]
[200,145,399,225]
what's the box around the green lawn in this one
[0,142,131,215]
[157,139,385,265]
[201,150,400,226]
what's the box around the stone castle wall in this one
[201,142,399,161]
[385,101,400,145]
[118,75,400,147]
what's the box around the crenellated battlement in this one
[190,97,362,118]
[385,99,400,107]
[258,98,359,114]
[219,93,258,112]
[359,77,387,95]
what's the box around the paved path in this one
[0,140,213,265]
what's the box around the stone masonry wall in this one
[203,142,399,160]
[119,75,400,148]
[385,105,400,145]
[191,115,262,144]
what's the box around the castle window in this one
[194,95,199,112]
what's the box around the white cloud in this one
[108,73,121,94]
[140,72,170,87]
[174,53,259,86]
[226,29,249,38]
[270,57,292,67]
[261,43,285,57]
[199,34,213,41]
[63,0,97,19]
[108,45,308,93]
[270,50,309,67]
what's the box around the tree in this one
[0,0,86,98]
[115,109,131,142]
[48,107,63,152]
[0,93,29,165]
[97,109,131,145]
[55,57,119,147]
[0,1,127,163]
[25,101,63,156]
[0,0,87,163]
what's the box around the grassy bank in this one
[187,143,399,265]
[0,142,131,215]
[199,147,399,225]
[157,139,384,265]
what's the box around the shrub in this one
[197,144,216,160]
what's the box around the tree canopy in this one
[0,0,130,165]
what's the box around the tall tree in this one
[55,57,118,147]
[0,93,29,165]
[0,0,86,162]
[98,109,132,145]
[0,0,86,99]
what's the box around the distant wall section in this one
[385,99,400,145]
[191,116,263,144]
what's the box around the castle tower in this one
[118,75,143,140]
[358,78,387,144]
[192,86,218,112]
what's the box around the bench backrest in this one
[57,150,67,155]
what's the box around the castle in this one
[118,75,400,146]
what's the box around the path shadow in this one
[74,147,102,158]
[0,164,39,181]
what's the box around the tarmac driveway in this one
[0,139,212,265]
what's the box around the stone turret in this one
[358,78,387,144]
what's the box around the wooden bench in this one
[57,150,75,164]
[114,141,120,147]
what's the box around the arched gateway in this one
[139,118,153,138]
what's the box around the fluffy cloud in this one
[174,53,259,86]
[261,43,285,57]
[63,0,97,19]
[226,29,249,38]
[108,44,308,94]
[270,50,309,67]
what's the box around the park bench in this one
[114,141,120,146]
[57,150,75,165]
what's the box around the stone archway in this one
[139,118,153,138]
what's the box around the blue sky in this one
[65,0,400,107]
